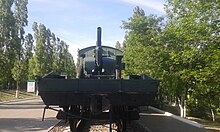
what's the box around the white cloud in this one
[120,0,165,13]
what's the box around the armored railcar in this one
[38,27,159,132]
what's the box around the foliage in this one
[163,0,220,120]
[122,2,219,120]
[115,41,123,51]
[11,0,28,91]
[122,6,164,77]
[0,0,76,90]
[0,0,18,88]
[29,22,76,79]
[11,61,27,83]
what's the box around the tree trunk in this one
[183,99,186,118]
[178,97,186,118]
[15,82,19,98]
[210,108,215,122]
[178,97,184,117]
[209,100,215,122]
[208,98,215,122]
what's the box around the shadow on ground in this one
[0,117,58,132]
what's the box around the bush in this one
[187,98,210,118]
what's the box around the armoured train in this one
[38,27,159,132]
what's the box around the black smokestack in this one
[97,27,101,47]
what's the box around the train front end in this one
[38,27,159,132]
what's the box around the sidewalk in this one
[0,96,39,104]
[137,106,210,132]
[0,97,59,132]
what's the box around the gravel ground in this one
[49,120,147,132]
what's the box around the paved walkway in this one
[0,97,59,132]
[138,107,210,132]
[0,98,212,132]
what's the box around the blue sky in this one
[26,0,166,60]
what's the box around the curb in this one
[148,106,203,128]
[0,97,40,104]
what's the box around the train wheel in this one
[62,105,69,113]
[69,105,80,132]
[69,119,78,132]
[122,120,127,132]
[117,119,127,132]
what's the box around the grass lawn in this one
[0,89,36,102]
[187,116,220,131]
[162,104,220,132]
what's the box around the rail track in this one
[49,119,147,132]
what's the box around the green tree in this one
[24,33,34,61]
[0,0,17,88]
[23,33,34,80]
[12,0,28,97]
[122,3,219,120]
[29,22,76,79]
[115,41,123,51]
[162,0,220,119]
[45,29,53,72]
[11,60,27,97]
[0,0,76,93]
[31,22,48,77]
[122,6,164,77]
[51,33,59,73]
[58,40,76,78]
[13,0,28,60]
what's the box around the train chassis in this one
[42,100,139,132]
[66,105,138,132]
